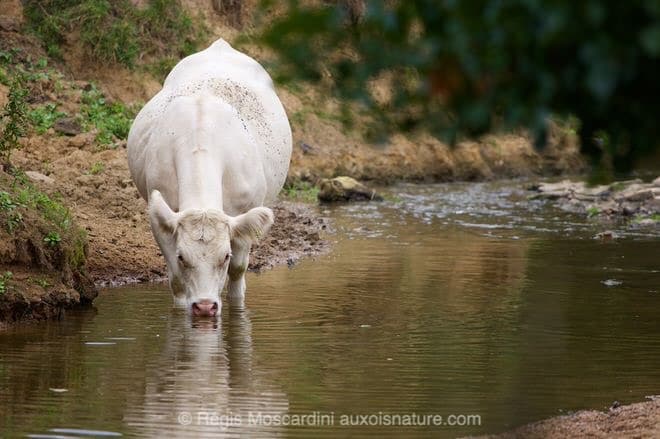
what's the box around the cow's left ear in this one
[230,207,274,243]
[149,190,179,234]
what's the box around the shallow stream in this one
[1,181,659,438]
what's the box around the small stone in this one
[652,176,660,187]
[595,231,618,240]
[54,117,82,136]
[602,279,622,287]
[619,188,654,202]
[24,170,55,185]
[635,218,657,226]
[621,203,640,216]
[645,197,660,214]
[318,176,383,202]
[300,142,314,154]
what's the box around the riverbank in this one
[531,177,660,225]
[480,397,660,438]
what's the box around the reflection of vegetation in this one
[24,0,207,68]
[261,1,660,176]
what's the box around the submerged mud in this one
[479,397,660,439]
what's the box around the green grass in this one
[88,161,105,175]
[5,171,73,235]
[29,103,67,134]
[1,170,88,269]
[23,0,207,69]
[587,206,600,217]
[32,277,52,288]
[44,231,62,247]
[80,85,136,146]
[281,181,320,203]
[0,271,12,296]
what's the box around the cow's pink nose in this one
[192,300,218,317]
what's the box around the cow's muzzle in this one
[192,299,219,317]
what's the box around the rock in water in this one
[317,176,383,202]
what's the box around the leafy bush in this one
[0,76,29,164]
[261,0,660,176]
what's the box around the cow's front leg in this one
[227,240,251,305]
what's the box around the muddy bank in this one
[0,169,96,327]
[479,397,660,439]
[531,177,660,225]
[91,200,331,287]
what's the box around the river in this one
[1,181,659,438]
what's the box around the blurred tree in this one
[260,0,660,177]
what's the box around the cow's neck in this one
[176,149,223,211]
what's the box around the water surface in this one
[1,181,659,438]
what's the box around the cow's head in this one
[148,190,273,317]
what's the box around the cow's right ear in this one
[148,190,178,234]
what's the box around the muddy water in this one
[1,181,659,438]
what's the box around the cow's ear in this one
[149,190,178,234]
[230,207,274,243]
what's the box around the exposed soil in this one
[478,397,660,439]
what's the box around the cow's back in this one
[127,39,292,205]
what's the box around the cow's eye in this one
[224,253,232,263]
[177,254,186,265]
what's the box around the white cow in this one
[127,39,292,316]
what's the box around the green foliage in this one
[282,180,320,203]
[0,76,29,164]
[0,191,17,211]
[0,271,12,296]
[0,170,88,270]
[80,85,135,146]
[633,213,660,223]
[1,190,23,232]
[261,0,660,176]
[44,231,62,247]
[587,206,600,217]
[88,161,105,175]
[32,277,51,288]
[23,0,207,68]
[6,173,73,232]
[29,104,67,134]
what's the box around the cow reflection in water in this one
[125,309,288,438]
